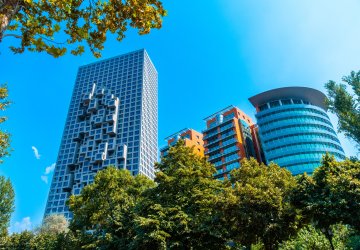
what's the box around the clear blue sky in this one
[0,0,359,232]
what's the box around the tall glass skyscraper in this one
[249,87,345,175]
[44,49,158,219]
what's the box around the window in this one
[281,99,292,105]
[270,101,280,108]
[259,104,268,111]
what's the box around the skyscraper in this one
[203,106,263,180]
[44,49,158,219]
[249,87,345,175]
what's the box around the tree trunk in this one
[324,230,335,250]
[263,239,276,250]
[0,0,21,42]
[0,14,9,41]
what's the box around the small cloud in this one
[41,163,55,184]
[45,163,56,175]
[12,217,32,233]
[41,175,48,184]
[31,146,41,159]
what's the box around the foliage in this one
[279,224,352,250]
[0,85,14,238]
[0,213,78,249]
[68,166,155,249]
[0,0,166,57]
[0,85,10,163]
[0,230,79,250]
[0,176,14,238]
[325,70,360,150]
[1,230,34,249]
[347,234,360,250]
[132,140,232,249]
[37,214,69,234]
[227,158,300,250]
[291,154,360,249]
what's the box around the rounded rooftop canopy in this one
[249,86,327,111]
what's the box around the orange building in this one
[203,106,263,180]
[160,128,205,157]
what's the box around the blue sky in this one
[0,0,359,231]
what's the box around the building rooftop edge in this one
[79,49,147,68]
[248,86,327,111]
[203,105,236,121]
[164,128,195,141]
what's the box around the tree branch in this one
[2,33,21,39]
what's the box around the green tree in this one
[279,224,351,250]
[291,154,360,250]
[68,166,155,249]
[227,158,299,250]
[0,0,166,57]
[0,85,10,163]
[30,232,61,250]
[1,230,34,249]
[325,70,360,150]
[0,176,14,238]
[132,141,232,250]
[0,85,13,239]
[1,226,77,250]
[347,234,360,250]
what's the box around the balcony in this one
[106,125,116,136]
[208,147,239,162]
[203,131,219,140]
[205,145,221,155]
[105,114,116,123]
[95,88,105,97]
[88,99,98,112]
[204,130,236,147]
[160,145,170,153]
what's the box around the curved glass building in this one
[249,87,346,175]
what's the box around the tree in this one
[279,224,352,250]
[37,214,68,235]
[0,214,77,250]
[0,85,13,238]
[1,230,34,249]
[325,70,360,150]
[0,0,166,57]
[68,166,155,249]
[227,158,299,250]
[0,85,10,163]
[132,141,232,249]
[0,176,14,238]
[291,154,360,250]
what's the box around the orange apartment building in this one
[203,106,263,180]
[160,128,205,157]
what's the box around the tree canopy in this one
[68,166,155,249]
[325,70,360,151]
[2,145,360,249]
[279,224,353,250]
[227,158,299,250]
[0,176,14,238]
[37,214,69,235]
[0,0,166,57]
[291,154,360,250]
[132,140,233,249]
[0,85,10,163]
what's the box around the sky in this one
[1,0,360,232]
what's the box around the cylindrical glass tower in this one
[249,87,346,175]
